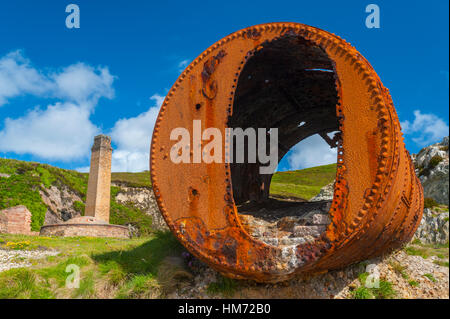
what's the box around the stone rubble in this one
[238,200,331,247]
[0,249,59,273]
[167,249,449,299]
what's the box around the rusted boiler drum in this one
[150,23,423,282]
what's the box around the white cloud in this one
[110,94,163,172]
[0,51,53,105]
[177,59,189,73]
[0,50,115,161]
[0,102,99,160]
[400,110,449,147]
[287,134,337,170]
[0,50,115,108]
[52,63,115,104]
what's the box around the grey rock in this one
[413,208,449,245]
[113,182,168,231]
[413,136,449,205]
[310,182,334,202]
[292,225,326,238]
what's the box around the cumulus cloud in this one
[0,102,99,160]
[287,134,337,170]
[0,50,115,161]
[400,110,449,147]
[0,51,53,105]
[52,63,115,104]
[110,94,163,172]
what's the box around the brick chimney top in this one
[92,134,112,151]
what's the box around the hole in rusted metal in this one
[228,33,341,247]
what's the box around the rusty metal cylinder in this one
[150,23,423,282]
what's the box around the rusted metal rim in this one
[150,22,423,282]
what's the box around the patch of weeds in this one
[404,246,429,259]
[408,280,419,287]
[98,260,127,286]
[156,256,193,296]
[73,201,85,215]
[411,238,422,245]
[207,275,238,297]
[354,272,396,299]
[371,280,396,299]
[5,241,31,250]
[429,155,443,169]
[0,268,54,299]
[110,186,153,236]
[423,273,437,282]
[390,261,409,279]
[424,197,438,209]
[433,260,449,267]
[116,274,160,299]
[351,286,374,299]
[38,255,91,288]
[72,270,95,298]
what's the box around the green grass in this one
[111,171,152,188]
[352,286,374,299]
[423,273,437,283]
[0,231,188,299]
[424,197,439,209]
[270,163,336,200]
[0,158,154,234]
[433,260,449,267]
[207,275,239,297]
[109,186,153,236]
[352,272,397,299]
[389,261,409,279]
[404,242,449,260]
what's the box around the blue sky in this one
[0,0,448,172]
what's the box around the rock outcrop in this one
[413,136,449,205]
[414,208,449,245]
[310,182,334,201]
[113,183,168,231]
[40,185,83,225]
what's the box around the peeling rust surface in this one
[150,23,423,282]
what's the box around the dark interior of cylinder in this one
[228,34,341,247]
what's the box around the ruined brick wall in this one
[0,205,35,235]
[85,135,112,223]
[40,223,129,238]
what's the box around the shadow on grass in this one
[91,231,184,277]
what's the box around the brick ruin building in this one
[0,206,38,235]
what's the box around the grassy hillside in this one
[111,171,152,188]
[0,159,152,234]
[270,163,337,200]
